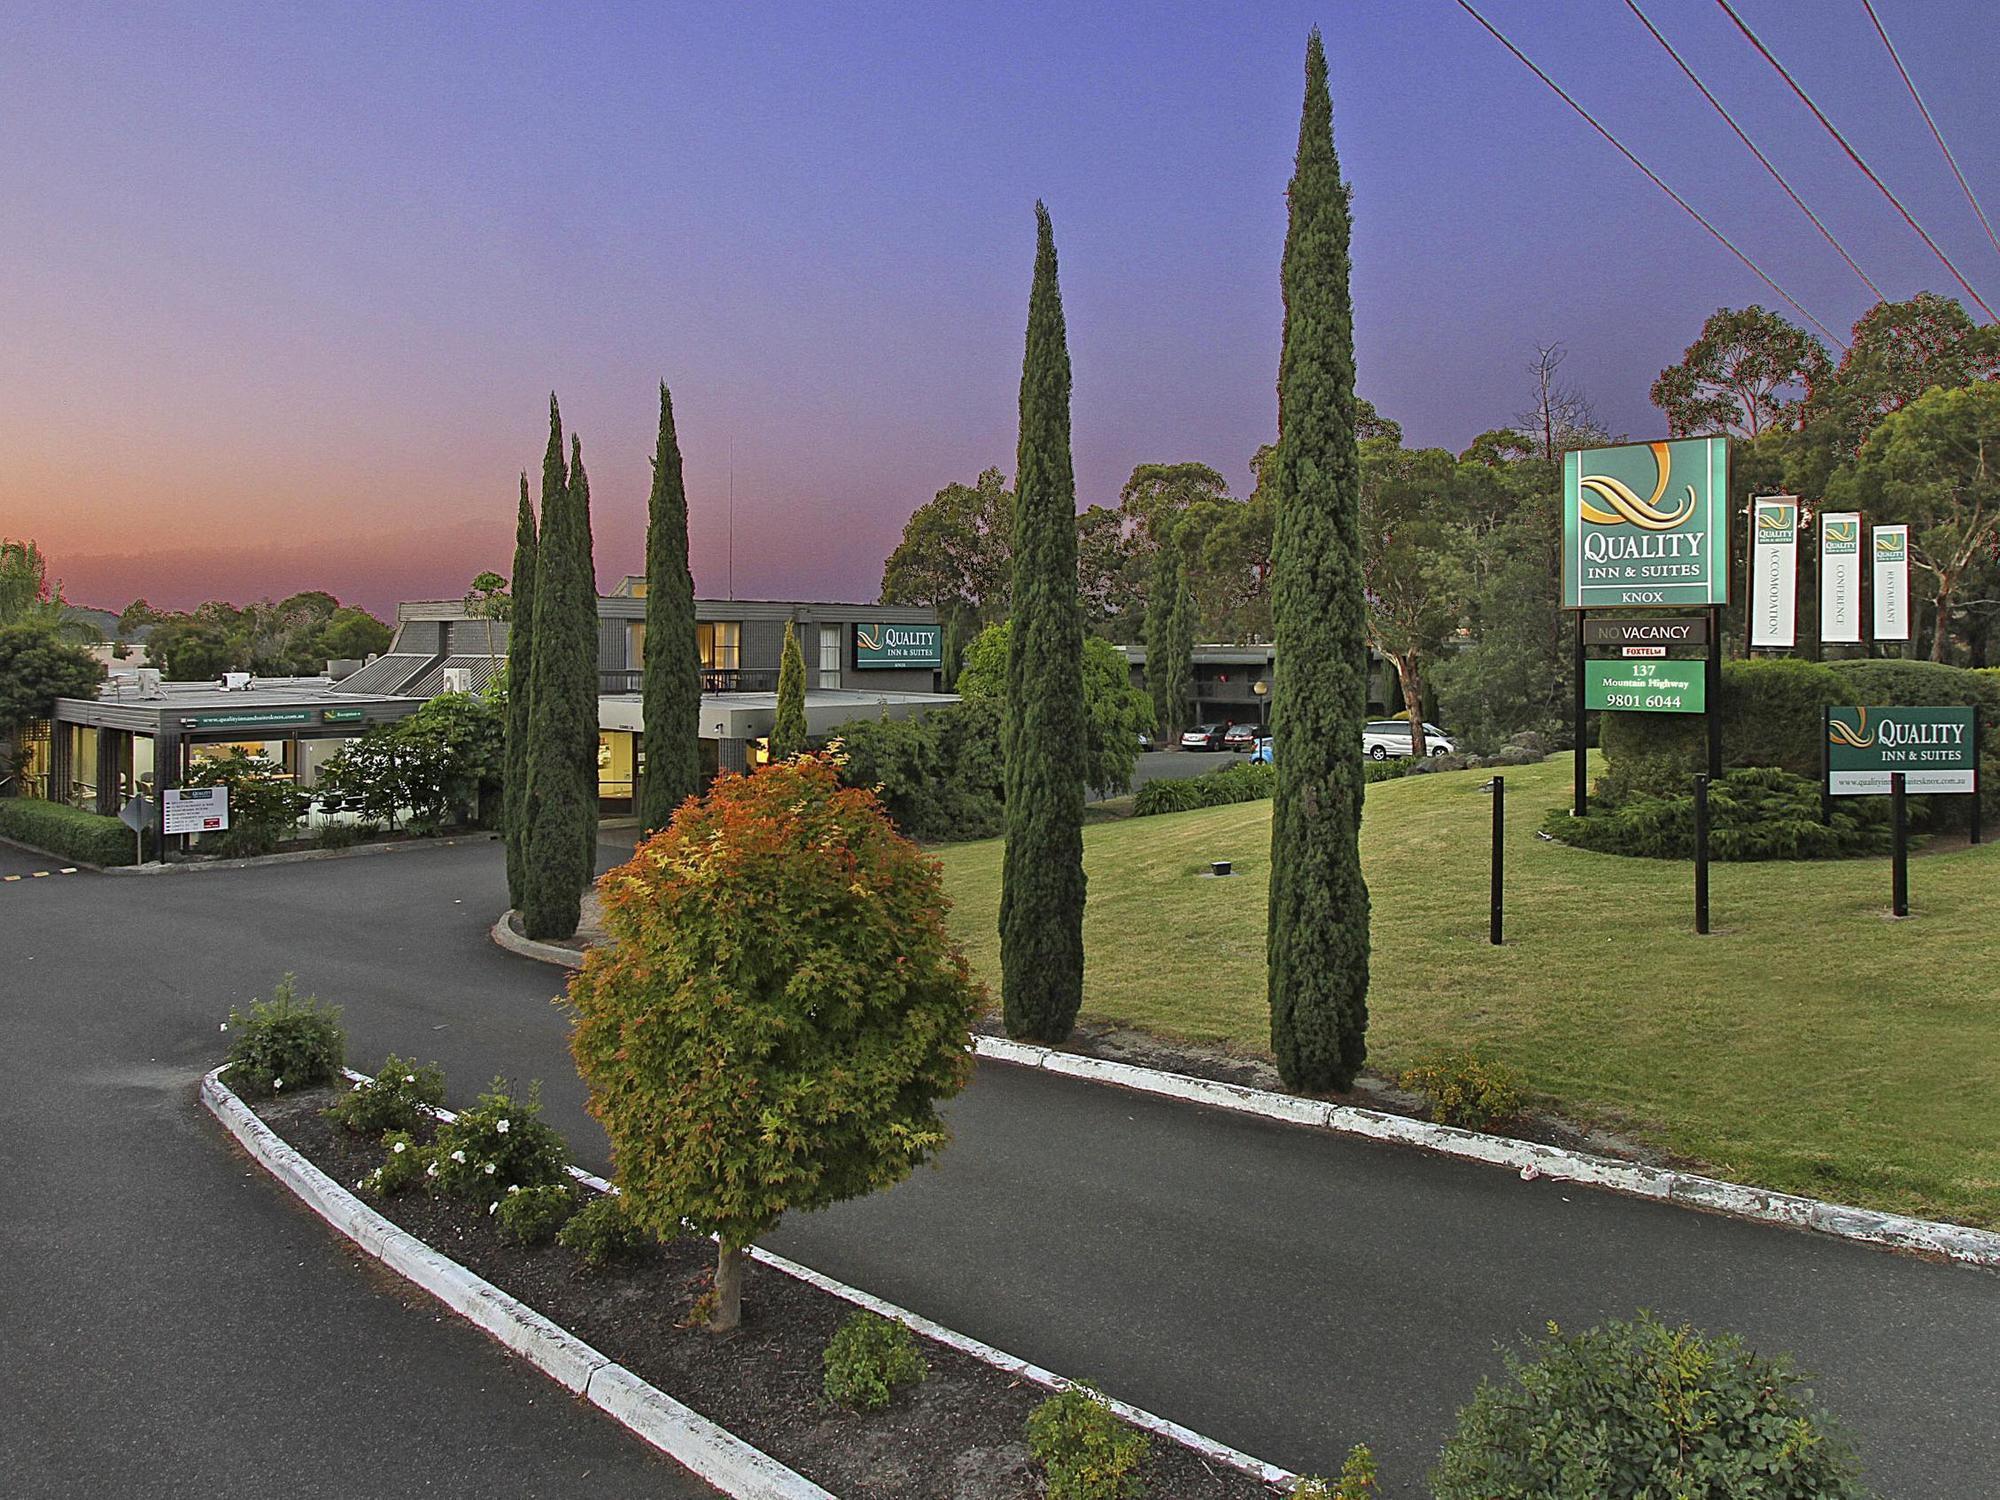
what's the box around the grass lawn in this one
[934,756,2000,1229]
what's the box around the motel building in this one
[16,583,951,831]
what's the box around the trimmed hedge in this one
[0,798,151,866]
[1546,767,1890,861]
[1134,761,1276,815]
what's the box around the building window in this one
[819,625,842,689]
[66,724,100,809]
[697,621,741,687]
[15,719,53,799]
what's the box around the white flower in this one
[450,1149,466,1163]
[507,1184,521,1195]
[496,1120,510,1134]
[488,1202,498,1215]
[219,1022,229,1032]
[351,1081,363,1092]
[272,1078,283,1090]
[404,1075,415,1084]
[392,1141,407,1155]
[356,1179,366,1189]
[484,1163,496,1175]
[426,1162,438,1178]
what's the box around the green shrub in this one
[222,974,344,1097]
[315,821,364,850]
[1363,757,1418,784]
[1431,1313,1869,1499]
[1398,1051,1525,1130]
[326,1054,445,1137]
[182,749,313,856]
[0,798,151,866]
[1293,1446,1378,1499]
[426,1080,569,1202]
[356,1131,425,1196]
[558,1193,656,1266]
[832,699,1005,843]
[1547,767,1890,861]
[1597,657,1846,801]
[1134,762,1276,816]
[822,1311,927,1411]
[496,1182,579,1245]
[1027,1385,1149,1500]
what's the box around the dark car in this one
[1179,723,1227,751]
[1223,723,1262,752]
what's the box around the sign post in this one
[1489,776,1505,947]
[118,795,157,865]
[162,785,230,839]
[1564,439,1729,820]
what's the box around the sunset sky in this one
[4,1,1995,619]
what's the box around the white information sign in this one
[1820,511,1863,645]
[1748,497,1798,647]
[1872,524,1910,642]
[162,785,229,835]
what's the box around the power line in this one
[1452,0,1847,348]
[1861,0,2000,267]
[1626,0,1882,301]
[1713,0,1996,321]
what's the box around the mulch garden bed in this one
[250,1086,1287,1500]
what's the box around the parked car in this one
[1250,737,1273,765]
[1223,723,1263,752]
[1180,723,1227,751]
[1138,729,1155,752]
[1361,719,1457,759]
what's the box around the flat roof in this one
[54,675,425,734]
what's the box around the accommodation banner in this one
[1872,525,1910,642]
[1820,512,1863,645]
[1748,497,1798,647]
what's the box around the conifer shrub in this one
[567,753,980,1330]
[222,975,344,1097]
[821,1311,927,1411]
[1027,1385,1149,1500]
[1546,767,1890,861]
[1431,1313,1869,1499]
[326,1054,445,1137]
[558,1193,655,1266]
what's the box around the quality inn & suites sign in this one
[1563,438,1730,610]
[852,621,943,669]
[1826,706,1979,795]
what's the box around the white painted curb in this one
[203,1065,835,1500]
[491,910,586,970]
[336,1068,1301,1490]
[973,1035,2000,1270]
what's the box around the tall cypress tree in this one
[1267,32,1370,1091]
[522,412,597,941]
[503,471,537,910]
[770,620,808,760]
[639,382,702,832]
[1146,528,1195,741]
[999,202,1087,1043]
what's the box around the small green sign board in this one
[1826,706,1978,795]
[853,622,943,669]
[1585,660,1705,714]
[321,707,366,723]
[1563,437,1730,609]
[184,710,314,729]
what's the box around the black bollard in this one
[1891,771,1909,917]
[1490,776,1504,946]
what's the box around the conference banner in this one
[1873,525,1910,642]
[1820,511,1862,645]
[1748,497,1798,647]
[1562,437,1729,609]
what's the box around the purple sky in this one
[4,1,1995,618]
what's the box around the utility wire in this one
[1861,0,2000,267]
[1626,0,1882,301]
[1452,0,1847,348]
[1714,0,1996,321]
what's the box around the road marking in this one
[30,870,49,878]
[58,867,77,874]
[2,875,18,882]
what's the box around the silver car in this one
[1361,720,1455,759]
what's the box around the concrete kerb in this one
[203,1065,835,1500]
[105,833,497,876]
[491,910,586,969]
[973,1035,2000,1270]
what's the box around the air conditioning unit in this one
[137,669,162,695]
[441,666,473,694]
[222,671,252,691]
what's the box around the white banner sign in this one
[1872,524,1910,642]
[162,785,229,835]
[1820,511,1863,645]
[1749,497,1798,647]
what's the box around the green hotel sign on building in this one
[1562,438,1730,610]
[853,621,943,669]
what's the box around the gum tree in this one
[1266,32,1371,1091]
